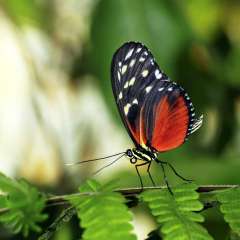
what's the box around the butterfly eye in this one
[126,149,133,158]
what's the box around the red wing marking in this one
[151,96,189,152]
[139,107,147,147]
[125,109,147,147]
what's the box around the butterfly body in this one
[126,147,157,163]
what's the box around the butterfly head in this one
[126,147,157,165]
[126,149,137,164]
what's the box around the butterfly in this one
[111,41,203,192]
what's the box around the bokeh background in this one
[0,0,239,239]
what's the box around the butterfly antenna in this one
[93,153,126,176]
[65,152,126,166]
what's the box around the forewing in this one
[111,42,165,146]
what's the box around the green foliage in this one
[66,179,137,240]
[0,173,47,237]
[216,187,240,236]
[1,174,240,240]
[142,183,213,240]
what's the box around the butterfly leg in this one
[157,159,192,182]
[146,161,156,186]
[135,161,150,192]
[157,161,173,195]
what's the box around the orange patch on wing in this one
[151,96,189,152]
[125,108,147,147]
[139,107,147,146]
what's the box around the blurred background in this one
[0,0,239,239]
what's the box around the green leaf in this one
[216,187,240,236]
[142,183,213,240]
[66,179,137,240]
[0,173,47,237]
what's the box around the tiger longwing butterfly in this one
[111,41,203,192]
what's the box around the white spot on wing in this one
[185,93,190,100]
[189,115,203,134]
[118,92,123,100]
[144,51,148,55]
[168,87,173,91]
[121,65,127,74]
[125,48,134,60]
[124,81,129,89]
[136,47,141,53]
[155,69,162,79]
[132,99,138,104]
[118,61,122,67]
[142,70,149,77]
[145,86,152,93]
[130,59,136,67]
[163,78,170,82]
[124,103,131,115]
[139,57,145,62]
[158,87,164,91]
[117,71,121,81]
[129,77,136,86]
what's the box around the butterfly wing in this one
[111,42,203,152]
